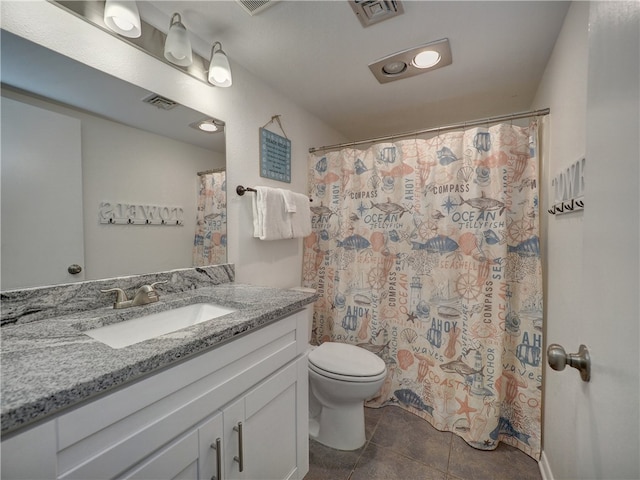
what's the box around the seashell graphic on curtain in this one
[302,121,543,459]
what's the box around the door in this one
[1,95,85,289]
[545,2,639,479]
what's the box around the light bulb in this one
[103,0,141,38]
[412,50,441,69]
[164,13,193,67]
[208,43,233,87]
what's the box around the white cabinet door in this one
[0,421,57,480]
[120,411,224,480]
[223,362,301,480]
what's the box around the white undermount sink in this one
[84,303,236,349]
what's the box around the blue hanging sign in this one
[260,127,291,183]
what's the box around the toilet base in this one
[309,402,366,451]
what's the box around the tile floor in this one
[304,406,542,480]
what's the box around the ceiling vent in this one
[235,0,280,16]
[142,93,178,110]
[349,0,404,28]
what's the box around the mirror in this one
[0,30,226,290]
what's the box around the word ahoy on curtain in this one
[302,120,544,459]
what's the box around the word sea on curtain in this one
[302,122,542,458]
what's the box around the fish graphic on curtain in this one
[193,171,227,266]
[302,122,543,459]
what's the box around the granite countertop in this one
[0,283,316,436]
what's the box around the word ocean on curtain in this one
[302,122,543,458]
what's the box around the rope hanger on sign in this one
[262,115,289,139]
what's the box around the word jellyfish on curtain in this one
[302,122,543,458]
[193,171,227,266]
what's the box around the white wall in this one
[1,0,346,289]
[530,2,589,476]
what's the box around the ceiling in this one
[138,0,570,142]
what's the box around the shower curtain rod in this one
[308,108,550,153]
[197,168,225,176]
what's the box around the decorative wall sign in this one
[259,127,291,183]
[548,157,585,215]
[99,202,184,225]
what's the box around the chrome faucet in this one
[101,281,167,309]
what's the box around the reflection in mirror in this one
[194,169,227,266]
[0,30,226,290]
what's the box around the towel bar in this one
[236,185,257,196]
[236,185,312,201]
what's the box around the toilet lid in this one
[308,342,386,377]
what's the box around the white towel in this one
[281,189,297,213]
[287,191,312,238]
[252,187,311,240]
[252,187,291,240]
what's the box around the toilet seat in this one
[308,342,386,383]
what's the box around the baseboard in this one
[539,451,554,480]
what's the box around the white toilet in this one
[297,293,387,451]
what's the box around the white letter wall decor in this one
[99,201,184,225]
[548,157,585,215]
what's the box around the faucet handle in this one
[150,281,168,289]
[101,288,128,304]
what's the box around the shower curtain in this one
[302,122,543,459]
[193,170,227,266]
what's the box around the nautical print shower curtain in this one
[193,171,227,266]
[302,122,543,459]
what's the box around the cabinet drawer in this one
[120,430,199,480]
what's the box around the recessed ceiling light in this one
[412,50,441,69]
[368,38,452,84]
[190,119,224,133]
[198,123,219,132]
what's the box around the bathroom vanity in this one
[1,266,314,480]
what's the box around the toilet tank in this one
[290,287,315,343]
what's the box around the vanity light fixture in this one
[190,118,225,133]
[103,0,141,38]
[369,38,452,84]
[164,13,193,67]
[208,42,233,87]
